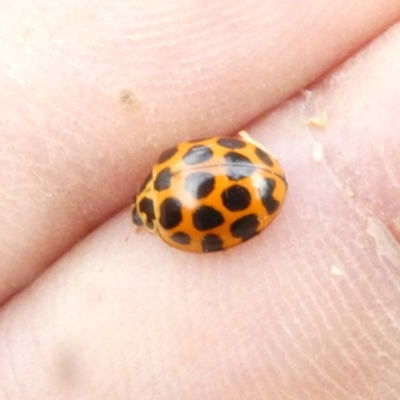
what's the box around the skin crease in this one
[0,0,400,399]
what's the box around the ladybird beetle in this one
[132,131,287,253]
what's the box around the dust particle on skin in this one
[53,345,82,388]
[119,88,141,108]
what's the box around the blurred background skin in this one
[0,1,400,399]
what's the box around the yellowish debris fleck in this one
[307,110,328,127]
[344,185,354,198]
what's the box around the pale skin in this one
[0,1,400,399]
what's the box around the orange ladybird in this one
[132,131,287,253]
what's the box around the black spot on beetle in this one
[154,167,173,191]
[221,185,251,211]
[193,206,224,231]
[230,214,259,241]
[132,205,143,226]
[258,178,280,214]
[146,220,155,230]
[217,138,246,149]
[159,197,182,230]
[182,145,213,165]
[139,197,155,224]
[255,147,274,167]
[184,172,215,199]
[202,234,224,252]
[157,145,178,164]
[170,231,191,245]
[224,152,255,180]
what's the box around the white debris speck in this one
[312,142,324,164]
[331,265,343,276]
